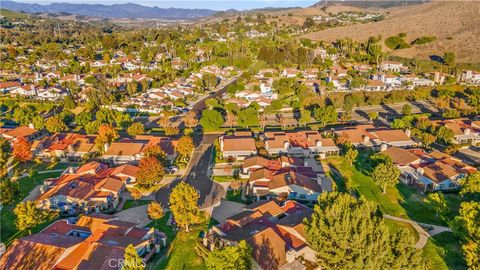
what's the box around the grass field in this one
[327,156,460,226]
[1,170,63,244]
[326,155,467,269]
[422,232,467,270]
[121,199,151,210]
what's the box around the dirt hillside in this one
[302,1,480,62]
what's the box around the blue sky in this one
[10,0,320,10]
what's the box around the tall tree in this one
[313,105,337,127]
[95,124,119,152]
[176,135,194,161]
[0,137,12,173]
[0,178,20,206]
[137,156,165,188]
[456,201,480,270]
[14,201,49,234]
[147,201,164,226]
[169,182,200,232]
[425,192,447,217]
[200,110,224,131]
[45,116,68,133]
[183,111,198,128]
[344,148,358,166]
[402,104,412,116]
[127,122,145,137]
[13,137,32,162]
[205,240,252,270]
[122,244,144,270]
[460,172,480,198]
[305,192,422,269]
[372,162,400,194]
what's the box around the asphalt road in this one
[155,133,225,210]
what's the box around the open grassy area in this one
[327,155,460,226]
[422,232,467,270]
[121,199,152,210]
[147,212,211,270]
[1,169,63,244]
[384,219,420,243]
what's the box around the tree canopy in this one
[169,182,200,232]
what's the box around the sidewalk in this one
[383,214,452,249]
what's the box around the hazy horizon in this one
[2,0,319,10]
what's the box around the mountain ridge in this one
[0,0,218,20]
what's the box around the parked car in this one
[165,166,179,174]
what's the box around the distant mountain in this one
[0,1,218,20]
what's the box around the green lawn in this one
[121,199,151,210]
[225,189,247,204]
[384,219,420,243]
[1,169,63,244]
[327,156,458,226]
[422,232,467,270]
[147,212,210,270]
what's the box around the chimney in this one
[380,144,388,152]
[284,141,290,149]
[464,128,471,136]
[405,129,411,137]
[286,249,296,263]
[363,135,369,143]
[219,136,224,151]
[104,143,109,152]
[316,140,322,147]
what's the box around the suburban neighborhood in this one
[0,1,479,270]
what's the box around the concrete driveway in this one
[211,200,245,224]
[114,205,151,227]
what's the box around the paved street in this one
[155,134,225,210]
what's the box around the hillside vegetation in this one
[302,1,480,62]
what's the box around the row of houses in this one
[0,126,179,164]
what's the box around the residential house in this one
[432,118,480,145]
[281,68,299,78]
[2,125,46,143]
[36,133,97,162]
[382,147,476,192]
[219,132,257,160]
[36,162,127,213]
[380,61,404,72]
[0,214,166,270]
[334,125,416,149]
[263,131,339,158]
[203,200,316,270]
[0,81,21,93]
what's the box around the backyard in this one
[147,212,216,270]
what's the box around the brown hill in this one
[302,1,480,63]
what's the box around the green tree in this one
[116,113,133,129]
[205,98,219,109]
[237,108,259,128]
[344,148,358,166]
[372,163,400,194]
[0,137,12,173]
[200,110,224,131]
[425,192,447,217]
[436,125,454,144]
[127,122,145,137]
[443,51,455,68]
[367,111,379,122]
[75,111,93,126]
[402,104,412,116]
[147,201,164,226]
[14,201,49,234]
[460,172,480,197]
[169,182,200,232]
[298,109,313,126]
[205,240,252,270]
[45,116,68,133]
[176,135,194,161]
[313,105,337,127]
[122,244,144,270]
[305,192,422,269]
[32,116,45,130]
[0,178,20,206]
